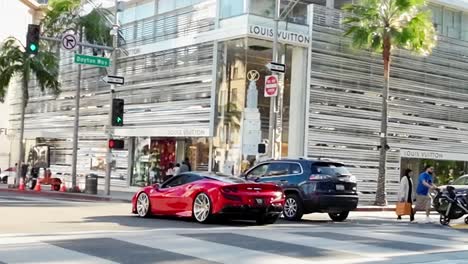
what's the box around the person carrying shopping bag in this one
[396,168,415,222]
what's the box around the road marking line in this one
[119,234,320,264]
[0,242,118,264]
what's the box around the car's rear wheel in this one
[136,193,151,218]
[256,214,280,225]
[193,193,212,224]
[283,194,304,221]
[329,211,349,222]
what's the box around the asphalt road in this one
[0,193,467,264]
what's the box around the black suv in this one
[242,158,358,221]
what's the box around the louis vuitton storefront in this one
[10,0,468,204]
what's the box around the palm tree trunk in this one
[15,75,27,186]
[375,35,391,206]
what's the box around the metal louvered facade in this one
[307,6,468,203]
[6,1,468,199]
[8,1,216,185]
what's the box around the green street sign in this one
[74,54,110,67]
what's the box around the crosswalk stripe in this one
[236,229,408,258]
[50,237,216,264]
[118,233,317,264]
[338,229,468,250]
[0,242,117,264]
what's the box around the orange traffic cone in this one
[60,181,67,192]
[34,181,41,192]
[18,178,25,191]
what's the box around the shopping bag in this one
[395,202,412,216]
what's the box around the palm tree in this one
[342,0,436,205]
[0,38,60,185]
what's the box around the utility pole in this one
[70,27,83,191]
[268,0,280,159]
[104,0,120,196]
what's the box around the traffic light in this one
[26,24,40,55]
[108,139,124,149]
[111,98,124,126]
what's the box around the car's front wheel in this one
[193,193,212,224]
[283,194,304,221]
[136,193,151,218]
[328,211,349,222]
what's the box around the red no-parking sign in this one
[264,75,278,97]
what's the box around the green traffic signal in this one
[116,117,122,124]
[30,44,37,51]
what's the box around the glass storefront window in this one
[249,0,275,18]
[158,0,176,14]
[131,137,209,186]
[132,137,151,186]
[220,0,244,18]
[136,2,155,19]
[213,38,293,174]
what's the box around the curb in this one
[354,207,396,212]
[0,187,131,202]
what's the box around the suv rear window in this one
[311,162,350,176]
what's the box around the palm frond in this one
[342,0,435,54]
[29,51,61,97]
[41,0,81,36]
[79,8,113,46]
[0,38,25,102]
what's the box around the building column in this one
[288,47,307,158]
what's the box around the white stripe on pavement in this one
[236,229,406,258]
[118,234,319,264]
[0,242,117,264]
[339,229,468,251]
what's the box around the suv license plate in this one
[336,184,345,191]
[255,198,264,205]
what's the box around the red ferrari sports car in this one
[131,172,285,224]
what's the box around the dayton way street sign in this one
[264,75,279,97]
[267,62,286,73]
[103,75,125,85]
[74,54,110,67]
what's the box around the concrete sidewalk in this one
[0,184,135,202]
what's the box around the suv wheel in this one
[283,194,304,221]
[329,211,349,222]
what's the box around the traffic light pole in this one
[104,0,120,196]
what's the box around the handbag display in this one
[395,202,413,216]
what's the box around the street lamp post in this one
[268,0,281,159]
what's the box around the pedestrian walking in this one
[179,161,189,174]
[174,163,181,176]
[415,165,437,223]
[184,157,192,171]
[165,163,175,181]
[396,168,415,221]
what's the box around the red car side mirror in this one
[153,183,159,189]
